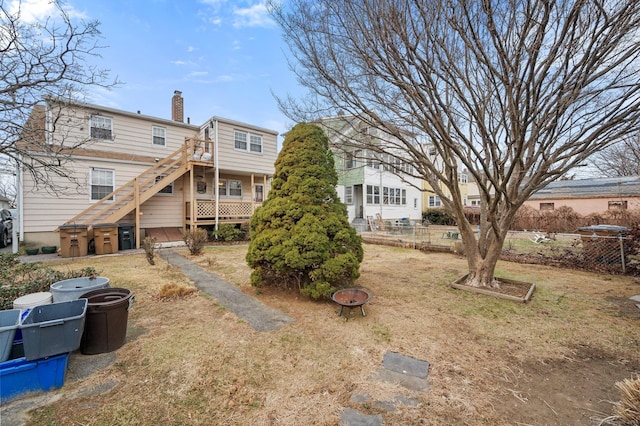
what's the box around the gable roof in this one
[529,176,640,199]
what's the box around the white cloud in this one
[9,0,86,23]
[187,46,197,53]
[232,40,241,50]
[188,71,209,77]
[233,2,275,28]
[171,60,187,65]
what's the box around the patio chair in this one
[530,232,550,244]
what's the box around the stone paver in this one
[158,249,293,331]
[340,408,384,426]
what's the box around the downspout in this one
[214,120,219,231]
[15,160,22,251]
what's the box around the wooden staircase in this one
[62,140,202,227]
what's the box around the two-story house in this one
[319,115,423,230]
[17,91,278,249]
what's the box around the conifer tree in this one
[246,123,363,299]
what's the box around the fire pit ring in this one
[331,287,372,319]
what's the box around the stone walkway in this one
[2,248,432,425]
[157,249,293,331]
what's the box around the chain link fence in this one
[358,224,640,275]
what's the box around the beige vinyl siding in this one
[215,120,277,175]
[22,157,186,233]
[52,103,199,157]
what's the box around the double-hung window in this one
[217,179,242,197]
[155,175,173,195]
[428,195,442,208]
[152,126,166,147]
[344,186,353,204]
[90,115,113,140]
[90,168,114,201]
[235,130,263,154]
[234,131,247,150]
[366,185,380,204]
[250,134,263,153]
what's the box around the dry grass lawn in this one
[16,243,640,425]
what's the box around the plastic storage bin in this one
[59,224,89,258]
[80,288,133,355]
[92,223,119,255]
[0,310,21,362]
[13,292,52,312]
[20,299,87,361]
[50,276,110,303]
[0,352,69,404]
[118,223,135,250]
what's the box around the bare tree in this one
[0,0,118,193]
[270,0,640,288]
[590,134,640,177]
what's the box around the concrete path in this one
[158,249,293,331]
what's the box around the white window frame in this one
[428,195,442,208]
[229,179,242,197]
[344,186,354,204]
[234,131,247,150]
[155,175,173,195]
[458,173,468,184]
[250,134,263,153]
[152,126,166,147]
[90,168,115,201]
[90,115,113,141]
[234,130,263,154]
[366,185,380,205]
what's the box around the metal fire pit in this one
[331,287,372,319]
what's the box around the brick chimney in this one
[171,90,184,122]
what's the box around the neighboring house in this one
[18,91,278,248]
[420,143,473,212]
[522,176,640,215]
[319,115,423,229]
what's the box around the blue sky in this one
[20,0,302,142]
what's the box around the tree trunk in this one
[459,221,506,288]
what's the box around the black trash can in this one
[79,288,134,355]
[118,223,135,250]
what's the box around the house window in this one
[366,151,380,169]
[234,131,247,150]
[428,195,442,208]
[152,126,166,147]
[608,200,628,210]
[413,198,417,209]
[254,184,264,203]
[366,185,380,204]
[471,200,480,206]
[402,189,407,205]
[229,180,242,197]
[250,134,263,153]
[458,173,468,184]
[234,130,262,153]
[345,151,355,170]
[90,115,113,140]
[344,186,353,204]
[204,127,210,140]
[90,168,114,201]
[216,179,227,196]
[155,175,173,195]
[539,202,555,211]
